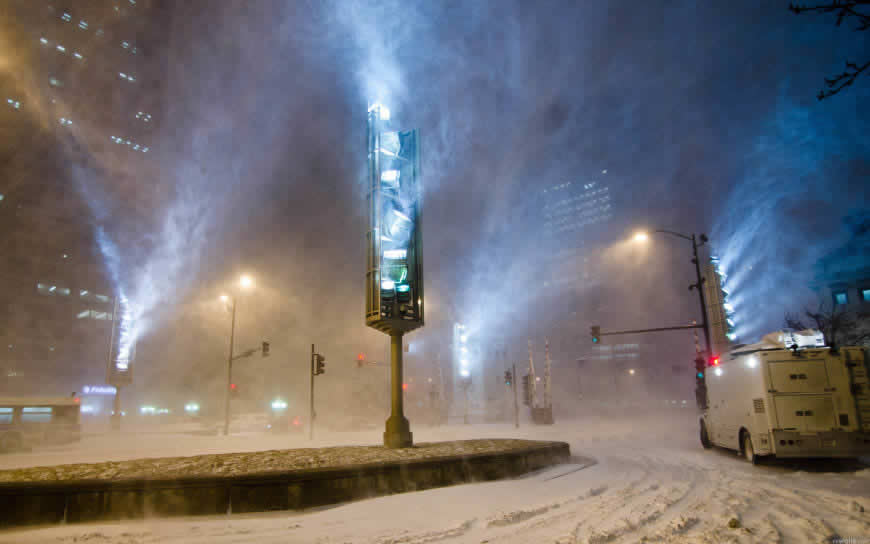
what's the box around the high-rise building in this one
[0,0,168,395]
[538,174,612,293]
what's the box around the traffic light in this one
[694,355,706,379]
[590,325,601,344]
[709,355,720,367]
[521,374,531,406]
[314,353,326,375]
[230,383,239,398]
[694,355,708,410]
[262,341,270,357]
[504,370,513,386]
[357,353,365,368]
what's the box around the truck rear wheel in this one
[741,432,758,465]
[700,420,712,449]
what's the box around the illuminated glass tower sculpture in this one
[365,103,423,448]
[105,295,136,430]
[704,257,735,357]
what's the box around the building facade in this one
[0,0,167,395]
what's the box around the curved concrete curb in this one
[0,441,569,527]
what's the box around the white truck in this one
[699,331,870,463]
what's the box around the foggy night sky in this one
[4,1,869,403]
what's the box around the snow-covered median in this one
[0,439,559,483]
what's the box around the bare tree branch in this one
[789,1,870,99]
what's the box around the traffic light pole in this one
[223,297,237,437]
[384,332,412,448]
[309,343,315,440]
[597,324,703,337]
[512,363,519,429]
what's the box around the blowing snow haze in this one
[0,1,868,420]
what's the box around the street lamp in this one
[632,229,711,358]
[220,274,255,436]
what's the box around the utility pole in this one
[512,362,519,429]
[309,343,315,440]
[107,296,120,431]
[222,297,237,436]
[690,233,712,358]
[527,339,537,408]
[543,338,552,409]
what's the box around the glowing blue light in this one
[392,209,411,223]
[727,332,737,341]
[383,249,406,259]
[368,102,390,120]
[396,284,410,292]
[381,280,395,290]
[381,170,399,182]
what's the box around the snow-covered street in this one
[1,411,868,543]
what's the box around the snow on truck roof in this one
[729,329,826,356]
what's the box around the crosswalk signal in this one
[590,325,601,344]
[261,341,270,357]
[314,353,326,375]
[504,370,513,386]
[521,374,531,406]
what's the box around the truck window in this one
[0,408,12,424]
[21,407,52,423]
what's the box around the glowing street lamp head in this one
[632,231,649,243]
[219,294,229,303]
[239,275,254,289]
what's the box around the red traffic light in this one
[402,383,408,391]
[709,356,720,367]
[230,383,237,390]
[357,353,365,361]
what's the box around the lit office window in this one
[94,294,110,303]
[77,310,90,319]
[57,287,71,296]
[862,288,870,303]
[78,20,88,30]
[6,98,20,110]
[834,291,848,305]
[37,283,54,296]
[61,13,71,22]
[0,408,12,424]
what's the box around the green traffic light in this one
[697,372,704,378]
[592,337,599,343]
